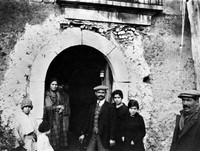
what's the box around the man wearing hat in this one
[79,85,116,151]
[170,90,200,151]
[14,98,38,151]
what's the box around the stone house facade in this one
[0,0,197,150]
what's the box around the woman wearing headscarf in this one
[43,78,70,151]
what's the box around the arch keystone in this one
[82,30,116,55]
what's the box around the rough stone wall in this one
[142,13,195,150]
[0,1,59,149]
[0,1,195,151]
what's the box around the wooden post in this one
[187,0,200,89]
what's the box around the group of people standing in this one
[13,76,200,151]
[14,78,146,151]
[15,74,200,151]
[79,85,146,151]
[111,90,146,151]
[14,78,70,151]
[15,79,200,151]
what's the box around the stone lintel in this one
[30,0,43,2]
[43,0,55,3]
[63,7,152,25]
[58,0,163,10]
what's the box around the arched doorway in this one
[30,29,128,122]
[45,45,113,133]
[44,45,113,149]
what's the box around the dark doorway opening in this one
[45,45,113,150]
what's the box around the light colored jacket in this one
[14,111,38,151]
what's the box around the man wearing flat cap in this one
[170,90,200,151]
[79,85,116,151]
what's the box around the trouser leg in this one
[96,135,109,151]
[87,133,97,151]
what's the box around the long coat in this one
[170,110,200,151]
[124,112,146,151]
[113,103,129,140]
[82,101,116,149]
[44,89,70,150]
[111,103,129,151]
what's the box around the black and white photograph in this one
[0,0,200,151]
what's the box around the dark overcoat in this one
[124,112,146,151]
[82,101,116,149]
[170,110,200,151]
[111,103,129,151]
[113,103,129,140]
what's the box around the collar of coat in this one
[177,107,200,138]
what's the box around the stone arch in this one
[30,28,129,120]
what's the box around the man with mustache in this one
[79,85,116,151]
[170,90,200,151]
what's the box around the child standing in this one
[124,99,146,151]
[111,90,129,151]
[37,121,54,151]
[14,98,37,151]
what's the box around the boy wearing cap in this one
[170,90,200,151]
[79,85,116,151]
[14,98,38,151]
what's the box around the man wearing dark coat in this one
[79,85,116,151]
[170,90,200,151]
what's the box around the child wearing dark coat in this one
[124,99,146,151]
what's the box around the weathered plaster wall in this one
[0,0,195,151]
[142,13,195,150]
[0,1,60,149]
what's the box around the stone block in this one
[43,0,55,3]
[82,30,116,56]
[57,28,82,53]
[30,50,57,82]
[63,7,151,25]
[30,81,44,119]
[30,0,43,2]
[107,47,129,82]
